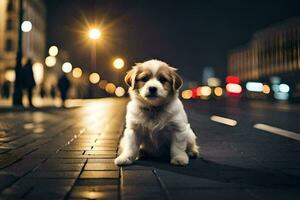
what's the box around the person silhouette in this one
[1,80,10,99]
[50,85,56,99]
[57,73,70,107]
[23,59,36,107]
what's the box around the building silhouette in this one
[228,17,300,84]
[0,0,46,84]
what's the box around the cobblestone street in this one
[0,98,300,200]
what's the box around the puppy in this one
[114,59,200,166]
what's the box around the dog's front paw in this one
[114,156,133,166]
[187,147,200,158]
[171,154,189,166]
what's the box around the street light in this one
[88,28,101,40]
[45,56,56,67]
[113,58,125,69]
[49,46,58,56]
[115,87,125,97]
[62,62,72,73]
[21,20,32,32]
[89,72,100,84]
[72,67,82,78]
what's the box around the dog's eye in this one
[140,76,149,82]
[159,77,167,83]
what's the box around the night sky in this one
[46,0,300,82]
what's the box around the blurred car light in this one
[246,82,263,92]
[262,85,270,94]
[181,90,192,99]
[200,86,212,96]
[226,76,240,84]
[226,83,242,94]
[207,77,221,87]
[279,84,290,93]
[214,87,223,96]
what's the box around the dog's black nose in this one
[149,87,157,94]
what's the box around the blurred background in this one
[0,0,300,107]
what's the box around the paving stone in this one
[84,150,117,155]
[168,189,256,200]
[91,146,117,151]
[15,178,76,188]
[0,173,18,191]
[71,185,118,192]
[121,186,165,200]
[245,188,300,200]
[76,179,119,186]
[156,169,242,189]
[3,158,44,177]
[87,159,115,163]
[80,171,119,179]
[84,163,119,171]
[45,158,87,164]
[27,171,81,179]
[36,163,84,171]
[1,184,32,198]
[122,170,160,187]
[69,190,118,199]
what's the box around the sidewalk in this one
[0,98,299,200]
[0,98,126,199]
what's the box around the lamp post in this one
[13,0,24,106]
[87,28,101,97]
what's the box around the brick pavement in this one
[0,98,300,200]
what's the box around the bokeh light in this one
[45,56,56,67]
[214,87,223,96]
[115,87,126,97]
[32,62,44,85]
[113,58,125,69]
[105,83,116,93]
[49,46,58,56]
[226,83,242,94]
[21,21,32,32]
[99,80,108,89]
[181,90,193,99]
[88,28,101,40]
[89,72,100,84]
[72,67,82,78]
[5,70,15,82]
[62,62,72,73]
[279,84,290,93]
[200,86,212,96]
[262,84,271,94]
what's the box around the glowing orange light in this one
[105,83,116,93]
[262,84,270,94]
[113,58,125,69]
[88,28,101,40]
[181,90,193,99]
[72,67,82,78]
[214,87,223,96]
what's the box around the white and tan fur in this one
[115,59,200,166]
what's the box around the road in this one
[0,98,299,199]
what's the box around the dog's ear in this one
[171,68,183,91]
[124,67,138,88]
